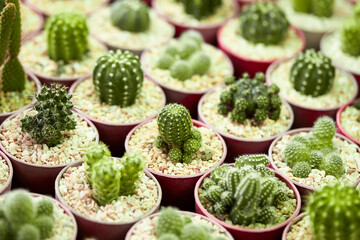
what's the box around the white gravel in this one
[0,155,9,190]
[340,106,360,141]
[21,2,42,38]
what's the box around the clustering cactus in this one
[239,3,290,45]
[110,0,150,33]
[290,49,335,97]
[46,11,89,63]
[0,190,55,240]
[292,0,334,17]
[340,8,360,57]
[93,50,144,107]
[84,142,145,206]
[307,183,360,240]
[218,73,282,124]
[21,84,77,147]
[176,0,222,20]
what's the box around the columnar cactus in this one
[119,151,145,196]
[292,0,334,17]
[290,50,335,97]
[239,3,290,45]
[110,0,150,33]
[177,0,222,20]
[340,17,360,57]
[93,50,144,107]
[46,11,89,63]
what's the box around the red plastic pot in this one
[69,76,166,157]
[125,119,227,210]
[125,210,235,240]
[0,110,99,194]
[266,58,358,128]
[0,151,13,195]
[194,164,302,240]
[336,98,360,146]
[281,213,306,240]
[21,3,44,42]
[55,160,162,240]
[268,128,360,198]
[218,25,306,78]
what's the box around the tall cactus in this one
[178,0,222,20]
[119,151,145,196]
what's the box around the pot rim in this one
[0,151,13,195]
[336,98,360,145]
[281,212,307,240]
[124,118,228,179]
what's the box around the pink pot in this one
[266,58,358,128]
[125,119,227,210]
[336,98,360,146]
[125,211,235,240]
[55,160,162,240]
[194,164,302,240]
[0,110,99,194]
[0,151,13,195]
[268,128,360,198]
[152,0,239,44]
[281,213,306,240]
[197,88,294,162]
[21,4,44,42]
[218,25,306,78]
[69,76,166,157]
[0,71,41,124]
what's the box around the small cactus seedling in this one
[340,17,360,57]
[177,0,222,20]
[292,0,334,18]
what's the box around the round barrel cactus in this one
[340,18,360,57]
[178,0,222,20]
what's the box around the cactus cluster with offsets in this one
[93,50,144,107]
[218,72,282,124]
[0,190,55,240]
[283,116,345,179]
[199,154,293,226]
[84,142,145,206]
[292,0,334,18]
[239,2,290,45]
[20,84,77,147]
[340,4,360,57]
[156,30,211,81]
[176,0,223,20]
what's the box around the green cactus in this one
[319,153,345,179]
[292,161,312,178]
[170,60,193,81]
[292,0,334,17]
[0,219,8,240]
[189,52,211,76]
[17,224,40,240]
[283,140,310,167]
[201,149,213,161]
[235,154,269,168]
[84,142,112,175]
[226,168,242,195]
[178,39,200,59]
[179,30,203,46]
[156,208,185,237]
[355,3,360,19]
[110,0,150,33]
[159,234,180,240]
[312,117,335,142]
[157,54,175,70]
[234,173,261,209]
[119,151,145,196]
[177,0,222,20]
[340,17,360,57]
[33,216,54,239]
[309,150,324,169]
[291,0,311,13]
[290,49,335,97]
[239,2,290,45]
[179,223,210,240]
[36,199,54,217]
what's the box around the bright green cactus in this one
[355,3,360,19]
[319,152,345,179]
[157,54,175,70]
[179,223,210,240]
[291,0,311,13]
[312,117,335,141]
[84,142,111,173]
[33,216,54,239]
[36,199,54,217]
[235,154,270,168]
[189,52,211,76]
[170,60,193,81]
[119,151,145,196]
[292,0,334,17]
[284,141,310,167]
[156,207,185,237]
[340,17,360,57]
[292,161,312,178]
[178,39,200,59]
[309,150,324,169]
[17,224,40,240]
[177,0,222,20]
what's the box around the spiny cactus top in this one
[46,11,89,63]
[292,0,334,18]
[93,50,144,107]
[176,0,223,20]
[340,16,360,57]
[0,189,55,240]
[21,84,77,147]
[307,183,360,240]
[239,2,290,45]
[218,72,282,124]
[110,0,150,33]
[290,49,335,97]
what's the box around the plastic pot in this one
[0,70,41,124]
[266,58,358,128]
[197,88,294,162]
[55,160,162,240]
[0,152,13,195]
[21,3,44,42]
[69,76,166,157]
[218,25,306,78]
[281,213,306,240]
[268,128,360,198]
[125,119,227,210]
[336,98,360,146]
[194,164,302,240]
[0,110,99,194]
[125,210,235,240]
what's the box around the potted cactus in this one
[194,154,301,240]
[141,30,233,115]
[336,99,360,146]
[20,1,44,41]
[153,0,238,43]
[282,183,360,240]
[0,84,99,193]
[198,72,294,161]
[217,2,305,77]
[125,103,227,209]
[89,0,174,55]
[266,49,358,127]
[70,49,166,156]
[0,151,13,195]
[269,116,360,197]
[19,10,107,87]
[55,142,162,240]
[125,207,234,240]
[0,189,77,240]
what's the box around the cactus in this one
[235,154,269,168]
[36,199,54,217]
[157,54,175,70]
[292,162,311,178]
[189,52,211,76]
[110,0,150,33]
[17,224,40,240]
[84,142,111,173]
[179,30,203,46]
[170,60,193,81]
[290,49,335,97]
[33,216,54,239]
[159,234,180,240]
[292,0,334,17]
[119,151,145,196]
[340,17,360,57]
[319,152,345,179]
[93,50,144,107]
[177,0,222,20]
[179,223,210,240]
[291,0,311,13]
[239,3,290,45]
[283,141,310,167]
[312,117,335,141]
[156,207,185,237]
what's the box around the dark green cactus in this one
[36,199,54,217]
[290,49,335,97]
[292,0,334,17]
[93,50,144,107]
[340,17,360,57]
[177,0,222,20]
[239,2,290,45]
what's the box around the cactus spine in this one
[177,0,222,20]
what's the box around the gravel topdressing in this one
[0,155,9,190]
[219,19,303,61]
[21,2,42,38]
[0,110,97,166]
[128,120,223,176]
[26,0,105,15]
[58,163,158,222]
[340,106,360,141]
[286,215,312,240]
[271,133,360,189]
[269,59,356,109]
[72,78,164,124]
